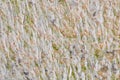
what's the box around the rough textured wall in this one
[0,0,120,80]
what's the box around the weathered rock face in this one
[0,0,120,80]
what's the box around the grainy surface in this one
[0,0,120,80]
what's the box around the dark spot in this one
[81,49,83,53]
[23,71,29,75]
[51,19,56,25]
[18,58,21,64]
[45,69,48,72]
[69,50,72,54]
[94,75,97,78]
[26,76,31,80]
[93,12,96,16]
[73,45,75,49]
[106,50,114,56]
[106,51,113,53]
[100,66,108,72]
[29,1,33,4]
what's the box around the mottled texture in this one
[0,0,120,80]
